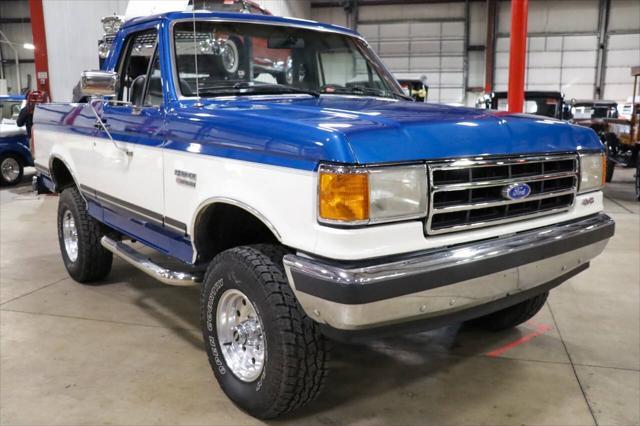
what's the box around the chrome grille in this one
[426,155,578,235]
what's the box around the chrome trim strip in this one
[34,163,50,176]
[286,214,612,288]
[433,188,576,213]
[101,236,200,286]
[192,196,283,242]
[283,214,613,330]
[427,206,573,235]
[429,154,577,171]
[432,171,577,192]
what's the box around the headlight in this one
[98,41,110,59]
[579,152,606,193]
[318,164,427,225]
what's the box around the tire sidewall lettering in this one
[206,278,226,374]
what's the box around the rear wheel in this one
[471,292,548,331]
[201,244,328,419]
[0,154,23,186]
[57,187,113,283]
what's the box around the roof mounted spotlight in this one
[101,15,124,36]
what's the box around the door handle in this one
[94,119,110,130]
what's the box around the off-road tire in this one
[471,292,549,331]
[0,154,24,186]
[201,244,328,419]
[57,187,112,283]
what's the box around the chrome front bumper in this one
[283,214,614,335]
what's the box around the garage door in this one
[603,32,640,101]
[494,34,599,100]
[358,20,466,104]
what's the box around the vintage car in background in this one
[33,10,614,418]
[570,99,619,122]
[0,95,33,186]
[583,68,639,186]
[619,96,640,120]
[569,99,620,182]
[477,90,571,120]
[398,78,429,102]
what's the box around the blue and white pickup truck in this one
[33,10,614,418]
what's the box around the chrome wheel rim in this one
[1,157,20,183]
[62,209,79,262]
[221,40,239,74]
[216,289,265,382]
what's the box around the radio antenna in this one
[192,10,203,107]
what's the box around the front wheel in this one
[0,154,24,186]
[57,187,113,283]
[201,245,328,419]
[470,292,548,331]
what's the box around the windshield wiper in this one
[321,84,411,101]
[198,82,320,98]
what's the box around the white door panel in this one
[92,105,165,216]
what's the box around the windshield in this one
[173,21,403,99]
[0,100,23,121]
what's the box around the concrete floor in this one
[1,168,638,426]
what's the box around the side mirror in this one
[80,70,118,97]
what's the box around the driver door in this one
[91,28,166,238]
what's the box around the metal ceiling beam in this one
[0,18,31,24]
[0,58,34,64]
[484,0,496,93]
[463,0,470,102]
[312,0,484,8]
[594,0,611,99]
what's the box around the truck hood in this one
[174,96,603,168]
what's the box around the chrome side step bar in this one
[100,236,201,286]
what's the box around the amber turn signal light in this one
[319,171,369,222]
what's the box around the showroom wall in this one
[311,0,640,106]
[0,0,35,95]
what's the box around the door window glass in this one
[145,52,163,107]
[117,30,158,103]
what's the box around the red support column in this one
[28,0,51,99]
[507,0,528,113]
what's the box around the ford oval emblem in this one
[502,182,531,200]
